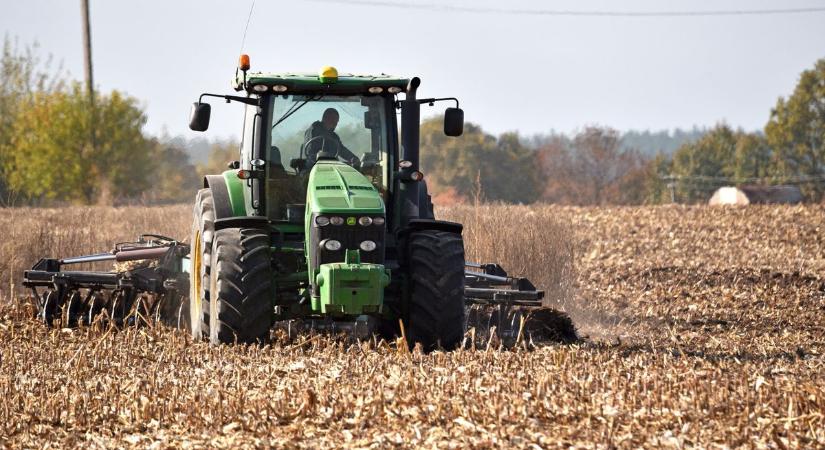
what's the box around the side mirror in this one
[189,102,211,132]
[444,107,464,137]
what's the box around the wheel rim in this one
[190,229,205,338]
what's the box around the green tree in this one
[5,84,154,204]
[640,152,674,204]
[670,124,776,202]
[670,124,738,202]
[419,118,540,204]
[733,133,771,181]
[765,58,825,201]
[0,36,65,204]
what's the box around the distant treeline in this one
[1,36,822,206]
[422,58,825,205]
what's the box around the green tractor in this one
[186,61,472,349]
[23,58,575,349]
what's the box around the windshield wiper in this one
[272,94,323,129]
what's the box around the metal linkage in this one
[22,235,190,327]
[464,262,544,307]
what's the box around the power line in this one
[307,0,825,17]
[662,174,825,184]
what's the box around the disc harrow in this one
[464,262,577,344]
[22,235,190,328]
[21,235,574,345]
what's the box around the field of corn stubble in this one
[0,204,823,448]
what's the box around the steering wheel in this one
[302,135,335,160]
[302,135,360,168]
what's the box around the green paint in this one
[305,160,384,215]
[313,250,389,316]
[304,160,385,288]
[270,223,303,234]
[221,170,248,216]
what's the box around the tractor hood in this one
[306,161,384,214]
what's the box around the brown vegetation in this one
[0,204,823,448]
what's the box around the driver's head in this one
[321,108,339,131]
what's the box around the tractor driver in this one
[303,108,360,169]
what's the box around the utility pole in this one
[81,0,94,106]
[80,0,96,152]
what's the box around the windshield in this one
[265,94,391,220]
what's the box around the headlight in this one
[368,86,384,94]
[358,216,373,226]
[359,240,377,252]
[373,217,385,226]
[251,84,269,92]
[315,216,330,226]
[330,216,344,226]
[321,239,342,251]
[272,84,288,92]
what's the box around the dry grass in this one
[1,204,823,448]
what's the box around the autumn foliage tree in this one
[536,126,647,205]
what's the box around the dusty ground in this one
[0,204,823,448]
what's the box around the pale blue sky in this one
[2,0,824,141]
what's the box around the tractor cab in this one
[262,90,394,222]
[189,60,463,230]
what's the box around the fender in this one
[402,219,463,236]
[214,216,269,232]
[204,171,246,219]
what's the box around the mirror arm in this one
[197,93,258,106]
[416,97,459,109]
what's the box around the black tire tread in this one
[210,227,273,345]
[406,230,466,351]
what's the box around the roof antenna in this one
[238,0,256,58]
[235,0,256,88]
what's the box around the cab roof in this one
[233,71,411,95]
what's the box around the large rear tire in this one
[187,188,215,340]
[405,230,466,351]
[209,227,273,345]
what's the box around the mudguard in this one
[403,219,463,236]
[204,171,246,218]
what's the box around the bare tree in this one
[538,126,646,205]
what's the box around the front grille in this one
[309,214,386,270]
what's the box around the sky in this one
[2,0,824,141]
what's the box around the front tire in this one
[405,230,466,351]
[209,227,273,345]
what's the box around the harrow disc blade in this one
[39,290,60,326]
[519,307,578,343]
[466,305,578,345]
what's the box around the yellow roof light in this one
[319,66,338,83]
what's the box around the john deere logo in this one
[346,217,356,226]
